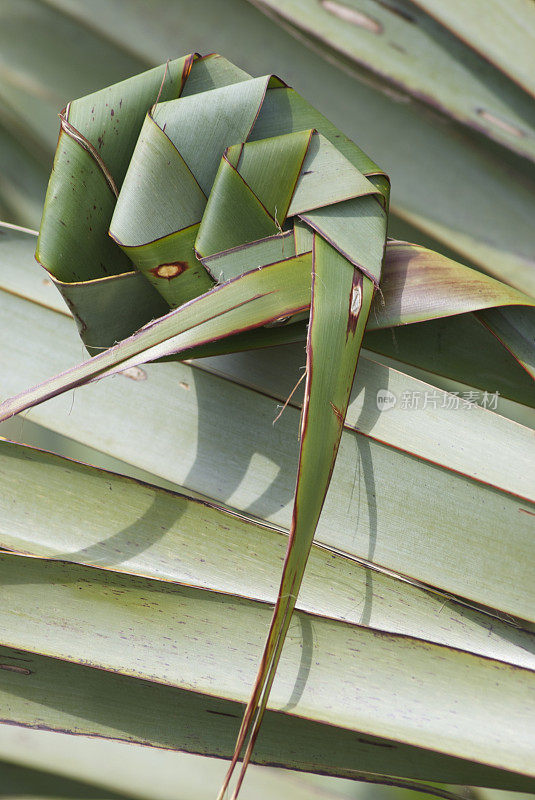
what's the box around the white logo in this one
[376,389,397,411]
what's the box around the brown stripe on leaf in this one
[0,664,32,675]
[330,401,345,426]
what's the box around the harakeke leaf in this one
[218,233,379,798]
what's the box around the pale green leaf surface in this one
[1,640,529,790]
[232,130,311,220]
[181,52,251,95]
[301,197,387,280]
[66,56,192,187]
[35,54,200,284]
[0,120,48,228]
[115,225,214,315]
[1,440,535,789]
[411,0,535,98]
[287,132,378,216]
[0,550,534,785]
[250,0,535,160]
[1,11,534,795]
[0,761,131,800]
[36,131,132,282]
[191,344,535,498]
[14,40,392,774]
[250,85,382,182]
[195,158,278,258]
[2,441,534,670]
[1,275,534,621]
[0,0,147,153]
[0,223,300,349]
[110,115,207,247]
[202,230,296,282]
[1,32,534,790]
[34,53,258,293]
[0,223,170,352]
[0,227,532,495]
[368,242,535,329]
[479,306,535,381]
[365,351,534,430]
[0,723,398,800]
[151,76,272,197]
[365,314,535,409]
[52,272,169,354]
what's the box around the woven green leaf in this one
[1,51,534,800]
[8,52,390,798]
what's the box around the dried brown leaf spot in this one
[151,261,188,280]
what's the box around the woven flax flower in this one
[3,52,534,800]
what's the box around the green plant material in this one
[35,55,195,283]
[216,235,378,798]
[8,53,394,797]
[1,46,535,799]
[4,439,535,666]
[2,0,535,294]
[10,221,535,790]
[478,306,535,380]
[0,121,49,228]
[0,756,133,800]
[0,727,463,800]
[0,251,534,619]
[410,0,535,98]
[1,441,535,793]
[0,253,314,410]
[2,633,532,795]
[249,0,535,160]
[2,223,534,418]
[0,0,149,227]
[2,224,534,411]
[5,221,535,416]
[364,315,535,409]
